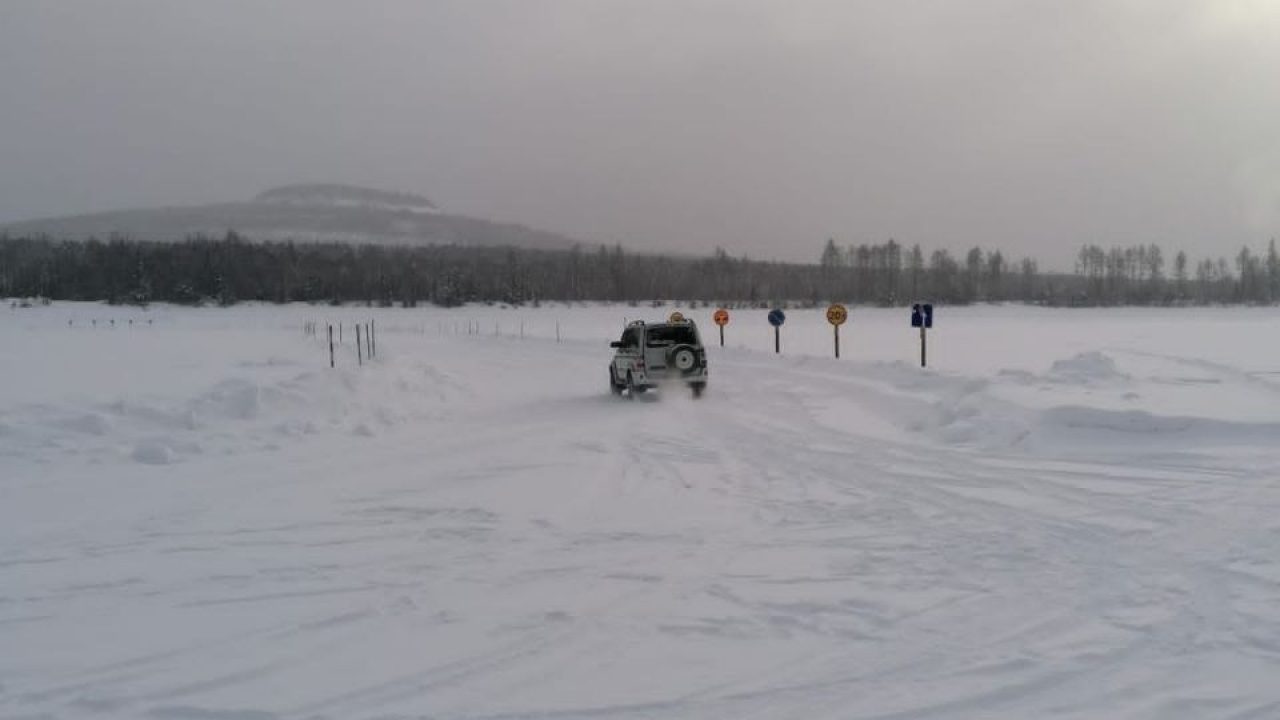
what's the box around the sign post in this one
[911,303,934,367]
[713,308,730,346]
[826,303,848,358]
[768,308,786,354]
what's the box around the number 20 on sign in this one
[826,304,847,358]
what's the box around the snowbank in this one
[2,302,1279,719]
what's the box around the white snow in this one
[2,302,1279,719]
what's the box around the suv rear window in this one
[645,325,698,347]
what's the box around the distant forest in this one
[1,233,1277,308]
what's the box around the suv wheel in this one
[609,366,624,395]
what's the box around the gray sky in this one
[2,1,1277,269]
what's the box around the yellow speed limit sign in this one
[826,303,848,326]
[668,311,686,323]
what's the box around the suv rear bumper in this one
[632,368,707,389]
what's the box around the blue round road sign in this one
[768,309,786,327]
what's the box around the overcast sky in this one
[2,1,1277,268]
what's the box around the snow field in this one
[2,302,1280,719]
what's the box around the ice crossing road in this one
[3,304,1280,719]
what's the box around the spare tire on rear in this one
[669,345,698,374]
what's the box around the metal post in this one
[920,326,927,368]
[775,326,780,354]
[328,325,334,368]
[834,324,840,359]
[719,325,724,347]
[356,324,363,366]
[371,319,376,357]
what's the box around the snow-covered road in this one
[3,303,1280,719]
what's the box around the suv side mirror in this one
[610,341,623,348]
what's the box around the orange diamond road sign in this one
[713,308,730,326]
[826,303,848,326]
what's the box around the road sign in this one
[911,303,933,328]
[713,308,729,346]
[826,303,848,358]
[768,308,785,354]
[669,311,685,323]
[826,303,848,326]
[911,303,934,367]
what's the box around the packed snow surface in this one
[2,302,1279,719]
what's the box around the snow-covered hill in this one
[2,303,1279,719]
[0,184,580,250]
[255,184,440,215]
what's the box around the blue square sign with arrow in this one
[911,303,934,328]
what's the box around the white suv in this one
[609,320,708,398]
